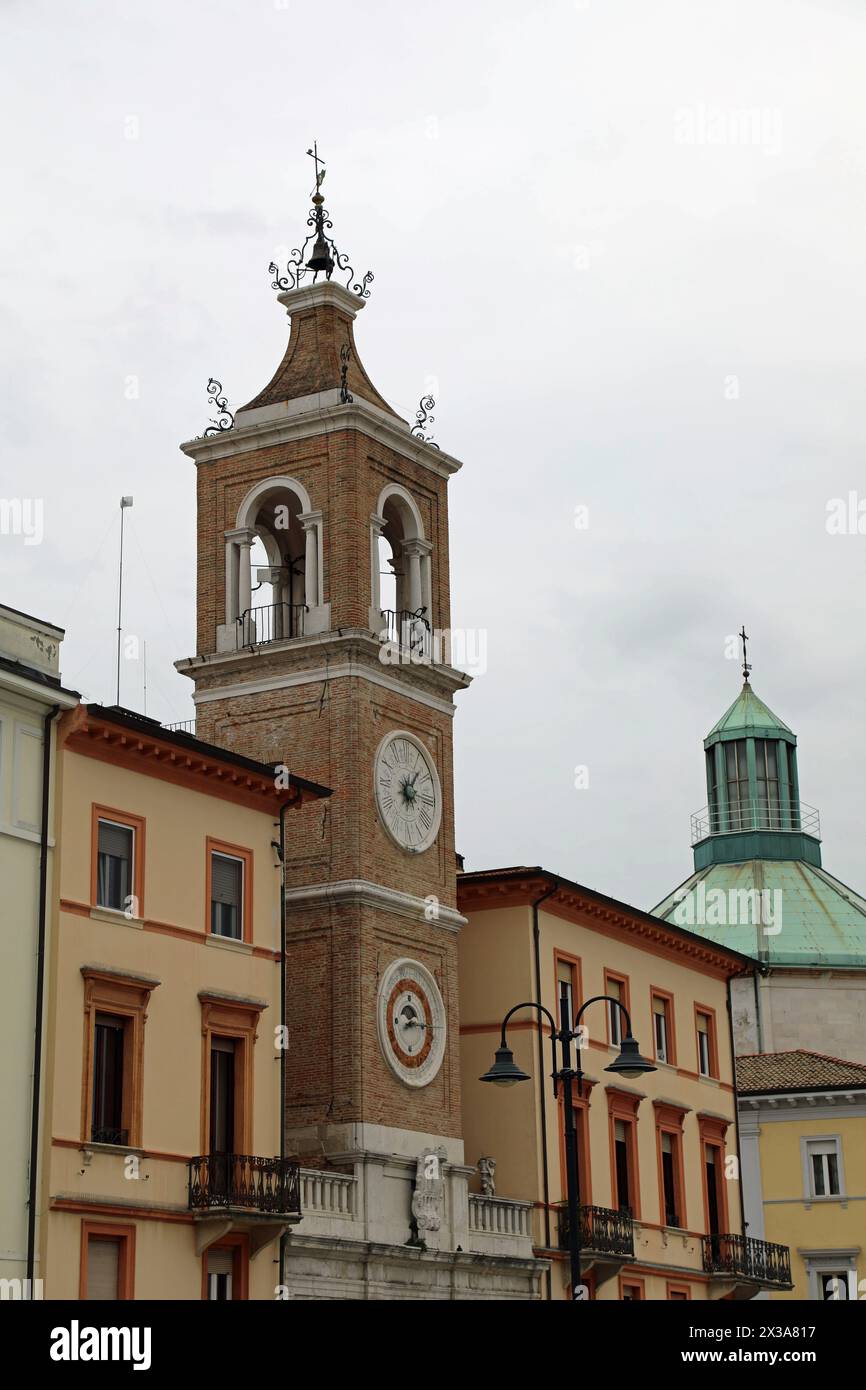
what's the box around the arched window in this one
[370,485,432,652]
[218,478,326,650]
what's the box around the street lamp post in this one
[480,990,656,1301]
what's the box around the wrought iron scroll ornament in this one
[203,378,234,436]
[268,143,374,300]
[340,344,354,404]
[410,394,440,449]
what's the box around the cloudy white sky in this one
[2,0,864,911]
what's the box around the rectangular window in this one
[210,852,243,939]
[820,1272,850,1301]
[725,739,750,829]
[614,1118,633,1215]
[556,957,575,1032]
[96,819,134,911]
[92,1013,127,1145]
[696,1009,717,1078]
[80,1223,135,1299]
[207,1247,234,1301]
[605,973,628,1047]
[706,749,720,831]
[653,995,671,1063]
[755,739,781,828]
[661,1132,680,1227]
[621,1279,643,1301]
[807,1139,842,1198]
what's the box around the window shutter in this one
[86,1237,120,1299]
[99,821,133,861]
[211,854,242,907]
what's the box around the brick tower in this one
[176,163,471,1183]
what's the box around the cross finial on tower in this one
[739,624,752,683]
[306,141,326,198]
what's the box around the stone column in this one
[298,510,321,611]
[237,529,254,617]
[368,513,387,632]
[402,538,424,614]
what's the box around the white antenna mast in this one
[116,496,133,705]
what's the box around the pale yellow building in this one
[0,604,78,1296]
[40,702,329,1300]
[458,866,793,1300]
[737,1050,866,1301]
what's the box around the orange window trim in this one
[694,1001,720,1078]
[201,1233,250,1300]
[667,1281,692,1300]
[79,1220,136,1300]
[606,1087,642,1220]
[206,836,254,944]
[653,1101,688,1231]
[700,1132,731,1236]
[91,804,146,916]
[603,969,631,1047]
[80,967,159,1149]
[649,985,677,1065]
[199,994,265,1155]
[619,1274,646,1300]
[553,948,582,1014]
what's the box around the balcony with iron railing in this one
[187,1154,301,1217]
[702,1234,793,1289]
[237,602,307,647]
[379,607,432,659]
[691,798,820,845]
[557,1203,635,1261]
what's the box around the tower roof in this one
[705,680,794,746]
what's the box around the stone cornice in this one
[282,879,467,932]
[180,395,462,479]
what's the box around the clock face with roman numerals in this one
[374,731,441,854]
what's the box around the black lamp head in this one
[605,1034,657,1080]
[479,1044,530,1088]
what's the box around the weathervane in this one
[739,624,752,683]
[268,142,374,299]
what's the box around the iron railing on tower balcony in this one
[164,719,196,734]
[237,602,307,647]
[379,607,432,659]
[556,1202,634,1259]
[187,1154,301,1216]
[690,798,820,844]
[702,1233,793,1288]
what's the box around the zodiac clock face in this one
[377,958,447,1088]
[374,731,441,854]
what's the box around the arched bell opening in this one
[219,477,325,649]
[370,485,432,653]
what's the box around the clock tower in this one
[176,160,471,1187]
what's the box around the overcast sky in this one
[2,0,865,911]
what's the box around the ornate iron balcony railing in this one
[91,1127,129,1147]
[238,603,307,647]
[187,1155,301,1216]
[691,799,820,844]
[702,1233,793,1287]
[557,1203,635,1259]
[379,608,431,658]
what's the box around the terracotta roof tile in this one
[736,1049,866,1094]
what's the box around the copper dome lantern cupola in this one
[691,628,821,870]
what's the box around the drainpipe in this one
[277,795,293,1297]
[532,876,559,1301]
[26,704,59,1293]
[725,978,747,1236]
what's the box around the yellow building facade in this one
[40,702,329,1300]
[737,1050,866,1301]
[458,867,793,1301]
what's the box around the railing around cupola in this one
[690,798,820,844]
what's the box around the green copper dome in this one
[705,681,794,743]
[650,663,866,968]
